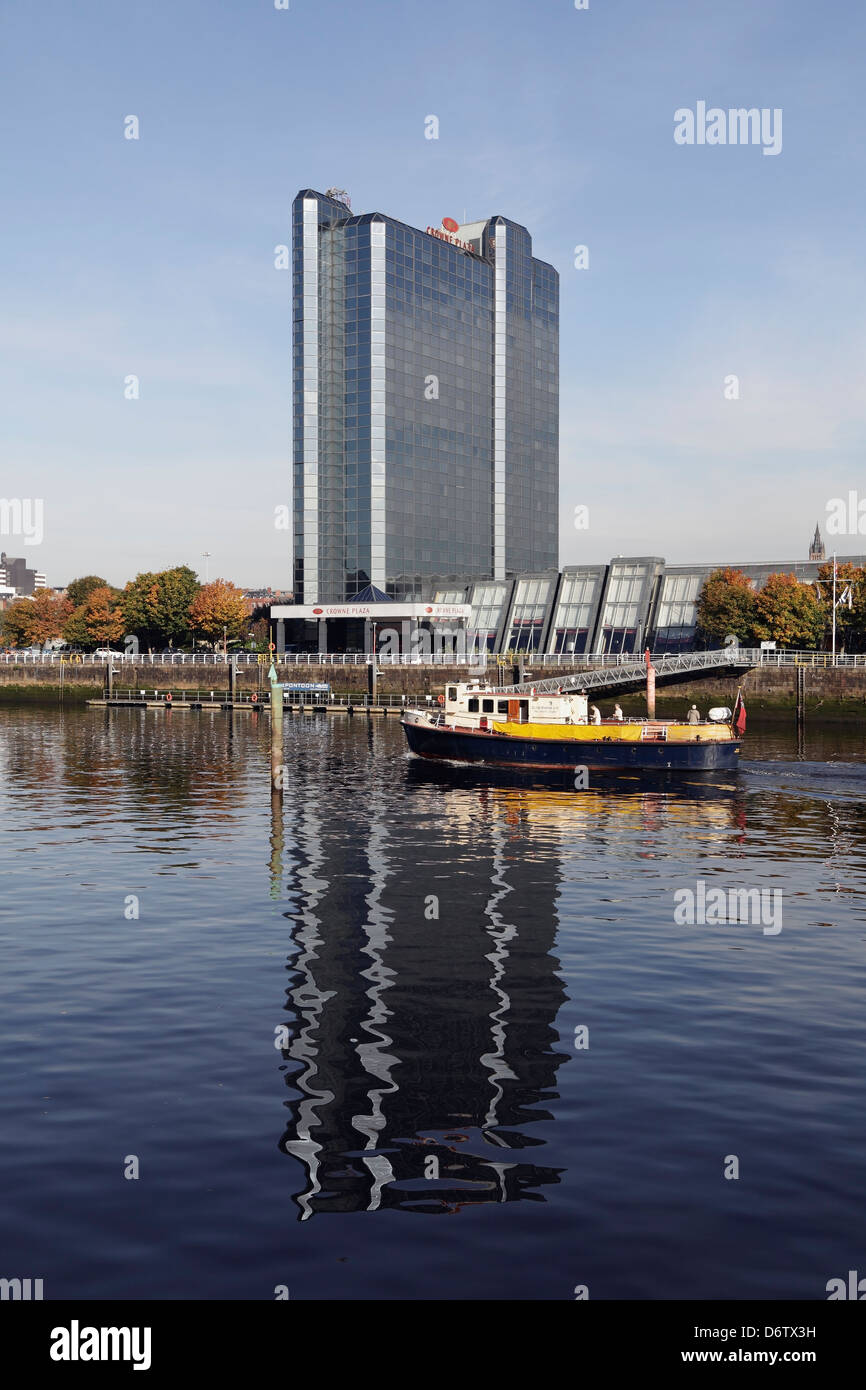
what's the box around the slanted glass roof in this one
[351,584,392,602]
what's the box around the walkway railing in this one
[102,687,416,709]
[4,647,866,669]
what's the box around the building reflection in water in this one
[273,764,579,1218]
[272,753,746,1219]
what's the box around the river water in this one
[1,706,865,1300]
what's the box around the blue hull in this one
[401,720,742,772]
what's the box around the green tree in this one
[122,566,200,649]
[66,575,109,609]
[753,572,823,648]
[154,566,200,646]
[696,568,758,644]
[121,571,161,649]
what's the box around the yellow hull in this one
[491,720,737,744]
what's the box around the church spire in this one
[809,522,825,562]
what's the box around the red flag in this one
[732,690,746,735]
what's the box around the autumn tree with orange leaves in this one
[752,572,824,649]
[0,591,72,648]
[64,586,125,650]
[188,579,250,645]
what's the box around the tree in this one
[0,591,72,647]
[188,579,250,645]
[696,568,757,644]
[122,566,200,649]
[752,572,823,649]
[815,562,866,652]
[66,575,109,609]
[1,598,38,647]
[121,571,161,649]
[64,586,125,650]
[154,566,200,646]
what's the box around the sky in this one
[2,0,865,589]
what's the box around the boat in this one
[401,675,746,773]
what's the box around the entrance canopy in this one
[269,601,472,655]
[271,602,470,621]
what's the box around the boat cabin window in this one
[467,698,479,713]
[447,687,457,701]
[497,701,509,714]
[482,699,495,713]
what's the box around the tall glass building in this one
[292,190,559,603]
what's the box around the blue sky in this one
[2,0,865,588]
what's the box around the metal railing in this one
[100,687,414,709]
[5,647,866,669]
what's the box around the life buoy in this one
[165,692,172,703]
[437,695,445,705]
[251,692,258,703]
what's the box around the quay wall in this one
[2,660,866,718]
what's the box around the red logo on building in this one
[312,608,323,615]
[442,217,459,232]
[425,606,433,613]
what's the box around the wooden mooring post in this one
[269,664,283,794]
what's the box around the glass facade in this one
[467,580,512,651]
[292,191,559,603]
[549,567,606,653]
[651,572,703,652]
[493,219,559,576]
[594,559,664,655]
[504,575,555,652]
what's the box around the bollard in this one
[645,647,656,719]
[270,678,283,794]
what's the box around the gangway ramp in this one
[496,648,756,698]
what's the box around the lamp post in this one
[831,552,840,666]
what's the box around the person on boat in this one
[613,703,624,721]
[590,704,601,724]
[687,704,701,724]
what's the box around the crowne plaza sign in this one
[270,602,472,621]
[426,222,480,255]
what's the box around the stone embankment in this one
[2,658,866,719]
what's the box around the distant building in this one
[0,552,42,597]
[242,587,293,603]
[809,524,825,562]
